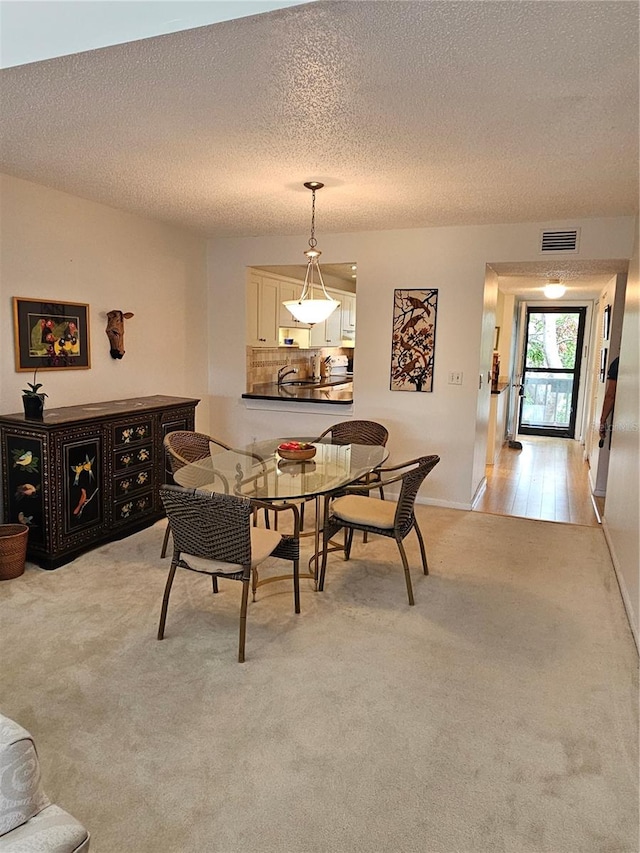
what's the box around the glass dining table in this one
[172,436,389,585]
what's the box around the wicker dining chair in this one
[313,419,389,540]
[316,421,388,491]
[161,431,231,557]
[158,485,301,663]
[165,430,223,470]
[162,430,271,551]
[318,455,440,605]
[289,419,390,534]
[315,419,389,449]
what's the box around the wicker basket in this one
[0,524,29,580]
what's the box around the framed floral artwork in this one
[13,297,91,371]
[390,288,438,392]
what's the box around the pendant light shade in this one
[283,294,339,324]
[283,182,340,325]
[543,279,566,299]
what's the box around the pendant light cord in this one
[282,180,339,325]
[308,188,317,251]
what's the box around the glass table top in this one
[173,437,388,501]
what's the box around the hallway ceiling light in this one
[283,182,340,325]
[543,279,566,299]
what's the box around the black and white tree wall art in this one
[390,289,438,392]
[391,289,438,391]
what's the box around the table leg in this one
[310,494,322,590]
[307,493,343,591]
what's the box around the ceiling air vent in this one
[539,228,580,253]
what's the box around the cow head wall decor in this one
[105,310,134,359]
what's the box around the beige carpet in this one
[0,506,637,853]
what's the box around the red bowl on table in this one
[277,441,317,461]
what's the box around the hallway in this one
[475,436,600,526]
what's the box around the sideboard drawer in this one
[114,491,154,526]
[113,444,153,472]
[113,420,153,447]
[113,467,153,500]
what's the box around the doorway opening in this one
[476,260,628,526]
[518,306,587,438]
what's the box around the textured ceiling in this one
[1,0,638,249]
[488,259,629,300]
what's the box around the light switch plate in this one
[448,371,463,385]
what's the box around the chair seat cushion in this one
[182,526,283,574]
[331,495,395,529]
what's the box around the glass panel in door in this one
[519,308,586,437]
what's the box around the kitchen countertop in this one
[242,377,353,405]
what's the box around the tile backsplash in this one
[246,346,351,390]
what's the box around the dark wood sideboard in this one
[0,395,199,569]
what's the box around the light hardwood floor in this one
[474,435,600,526]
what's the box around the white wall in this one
[495,288,515,382]
[603,221,639,644]
[473,265,498,497]
[208,216,636,509]
[0,174,210,424]
[587,275,624,494]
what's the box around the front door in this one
[519,307,587,438]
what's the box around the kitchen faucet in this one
[277,366,298,385]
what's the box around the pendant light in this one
[543,278,566,299]
[283,181,340,325]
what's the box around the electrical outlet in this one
[448,371,463,385]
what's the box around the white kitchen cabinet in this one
[326,297,343,345]
[340,293,356,342]
[247,272,355,349]
[279,281,311,329]
[309,290,343,347]
[246,273,280,347]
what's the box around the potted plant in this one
[22,369,47,420]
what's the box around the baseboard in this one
[471,476,487,509]
[602,518,639,653]
[415,495,473,511]
[588,466,607,497]
[380,490,472,512]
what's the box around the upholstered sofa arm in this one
[0,803,90,852]
[0,717,49,837]
[0,714,89,852]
